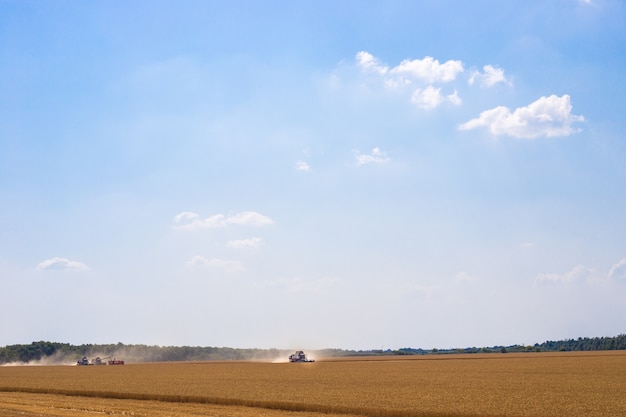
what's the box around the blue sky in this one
[1,0,625,350]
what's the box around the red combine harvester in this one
[76,356,125,365]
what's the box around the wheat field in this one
[1,351,625,417]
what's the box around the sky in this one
[1,0,625,351]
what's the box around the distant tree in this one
[2,334,626,365]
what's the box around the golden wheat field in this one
[1,351,625,417]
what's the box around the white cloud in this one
[468,65,511,87]
[535,264,593,284]
[608,258,626,281]
[36,257,89,271]
[390,56,464,83]
[354,147,391,165]
[356,51,388,75]
[228,237,263,249]
[174,212,226,229]
[173,211,273,230]
[357,51,465,84]
[454,271,474,283]
[355,52,469,111]
[459,94,585,138]
[447,89,462,106]
[295,160,311,172]
[411,86,461,109]
[173,211,201,224]
[186,256,245,274]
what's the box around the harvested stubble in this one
[0,391,349,417]
[1,351,625,417]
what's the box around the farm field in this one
[1,351,625,417]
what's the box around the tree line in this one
[1,334,625,365]
[534,334,626,352]
[394,334,626,355]
[0,342,291,365]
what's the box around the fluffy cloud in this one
[389,56,464,84]
[411,86,461,109]
[354,147,390,165]
[608,258,626,281]
[356,51,464,109]
[228,237,263,249]
[535,264,592,284]
[459,94,584,138]
[354,51,518,112]
[355,51,388,75]
[468,65,511,87]
[186,256,245,273]
[36,257,89,271]
[357,52,464,83]
[173,211,273,230]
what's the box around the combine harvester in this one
[76,356,125,366]
[289,351,315,362]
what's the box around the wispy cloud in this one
[186,256,245,274]
[459,94,584,138]
[354,147,390,165]
[258,276,341,294]
[454,271,474,283]
[173,211,273,230]
[228,237,263,249]
[608,258,626,281]
[295,160,311,172]
[535,264,592,284]
[468,65,511,87]
[36,257,89,271]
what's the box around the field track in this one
[1,351,625,417]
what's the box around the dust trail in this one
[0,351,76,366]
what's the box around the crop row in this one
[0,385,480,417]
